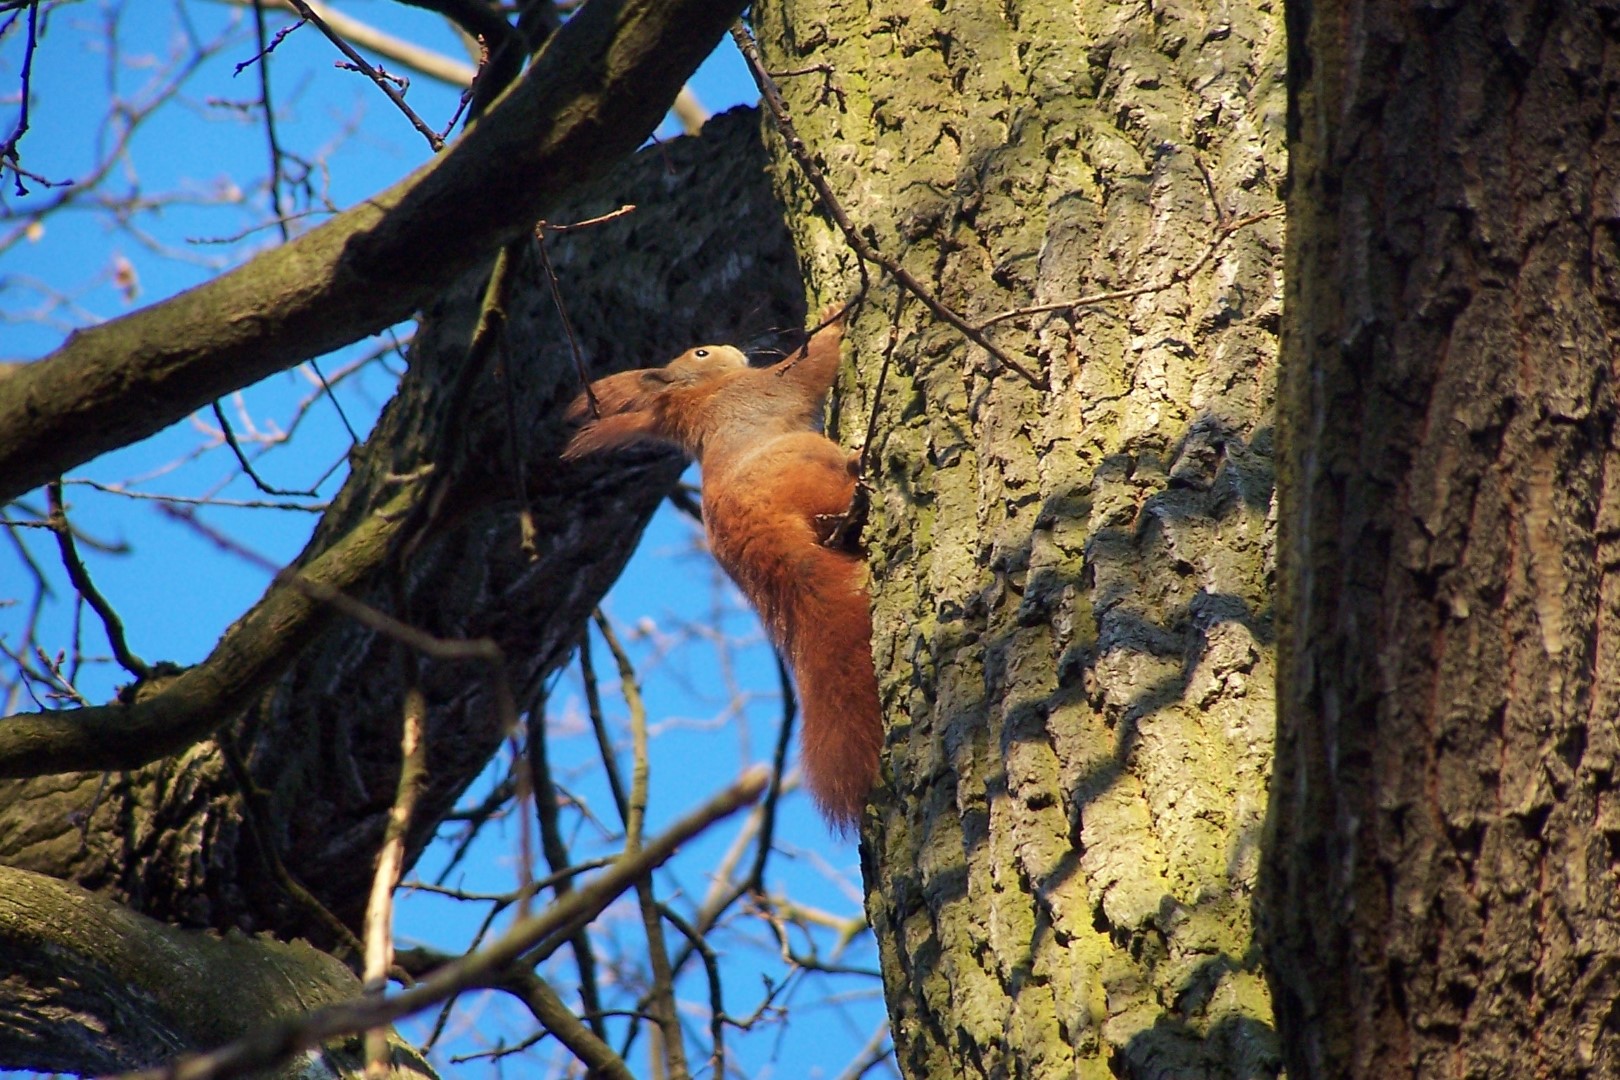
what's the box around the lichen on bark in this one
[755,0,1286,1074]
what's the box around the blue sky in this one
[1,6,887,1076]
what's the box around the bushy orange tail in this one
[779,545,882,831]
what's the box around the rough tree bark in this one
[1269,2,1620,1076]
[756,0,1286,1075]
[0,865,430,1080]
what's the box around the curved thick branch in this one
[0,864,428,1079]
[0,0,747,503]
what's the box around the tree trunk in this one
[1269,2,1620,1076]
[755,0,1286,1075]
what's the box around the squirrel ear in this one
[804,311,845,357]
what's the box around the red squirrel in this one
[562,318,881,830]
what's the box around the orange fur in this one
[564,320,881,830]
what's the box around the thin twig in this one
[5,500,128,554]
[834,296,905,552]
[0,520,51,712]
[28,645,89,706]
[660,904,726,1079]
[249,0,291,242]
[661,654,799,986]
[391,237,528,571]
[730,20,1048,391]
[434,768,516,878]
[506,728,537,918]
[1,19,235,260]
[577,629,630,820]
[244,0,364,463]
[407,858,611,903]
[217,730,369,961]
[430,33,482,144]
[284,0,447,151]
[227,0,478,85]
[975,205,1284,328]
[495,333,538,559]
[211,401,319,498]
[63,477,326,512]
[44,482,148,681]
[527,693,611,1041]
[593,610,691,1080]
[245,550,521,779]
[468,238,540,558]
[766,63,844,110]
[449,1031,548,1066]
[540,204,636,234]
[272,566,515,692]
[497,968,636,1080]
[361,679,426,1078]
[232,13,303,77]
[749,653,797,890]
[0,2,62,197]
[534,227,597,415]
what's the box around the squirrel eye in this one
[694,348,710,358]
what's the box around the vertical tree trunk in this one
[756,1,1286,1075]
[1270,2,1620,1076]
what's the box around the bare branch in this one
[285,0,447,151]
[43,481,149,682]
[0,0,750,503]
[111,767,769,1080]
[595,610,690,1080]
[219,0,482,87]
[0,864,378,1076]
[0,2,56,196]
[0,476,427,778]
[361,681,426,1077]
[494,968,635,1080]
[527,693,610,1043]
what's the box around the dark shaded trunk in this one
[1269,2,1620,1075]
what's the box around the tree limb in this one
[0,864,428,1079]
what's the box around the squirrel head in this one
[562,345,750,460]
